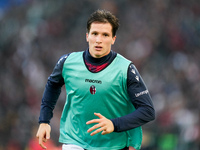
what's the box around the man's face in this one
[86,22,116,58]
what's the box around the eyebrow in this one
[91,30,111,35]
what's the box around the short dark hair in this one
[87,9,119,37]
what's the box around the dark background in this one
[0,0,199,150]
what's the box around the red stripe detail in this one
[85,61,109,72]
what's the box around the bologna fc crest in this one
[90,85,96,95]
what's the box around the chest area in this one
[63,61,127,95]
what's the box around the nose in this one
[96,35,102,43]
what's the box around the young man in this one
[36,9,155,150]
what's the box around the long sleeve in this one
[111,63,155,132]
[38,54,69,124]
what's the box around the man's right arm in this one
[39,54,69,124]
[36,54,69,149]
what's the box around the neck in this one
[86,49,112,65]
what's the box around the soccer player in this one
[36,9,155,150]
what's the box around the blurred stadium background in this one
[0,0,199,150]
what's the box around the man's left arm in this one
[111,63,155,132]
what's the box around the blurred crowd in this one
[0,0,199,150]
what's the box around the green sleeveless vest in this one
[59,51,142,150]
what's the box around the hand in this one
[129,146,136,150]
[36,123,51,149]
[86,113,114,136]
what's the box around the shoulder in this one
[57,54,70,65]
[127,63,144,86]
[63,51,84,63]
[116,53,131,63]
[115,53,132,69]
[56,51,83,64]
[128,63,140,76]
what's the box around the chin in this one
[92,52,102,58]
[94,55,102,58]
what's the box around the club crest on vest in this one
[90,85,96,95]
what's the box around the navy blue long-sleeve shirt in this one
[39,49,155,132]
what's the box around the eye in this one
[103,33,109,37]
[92,32,98,35]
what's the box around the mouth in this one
[95,46,103,50]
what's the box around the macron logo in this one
[85,79,102,84]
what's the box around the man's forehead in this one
[90,22,112,32]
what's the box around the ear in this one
[86,33,89,42]
[112,36,116,45]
